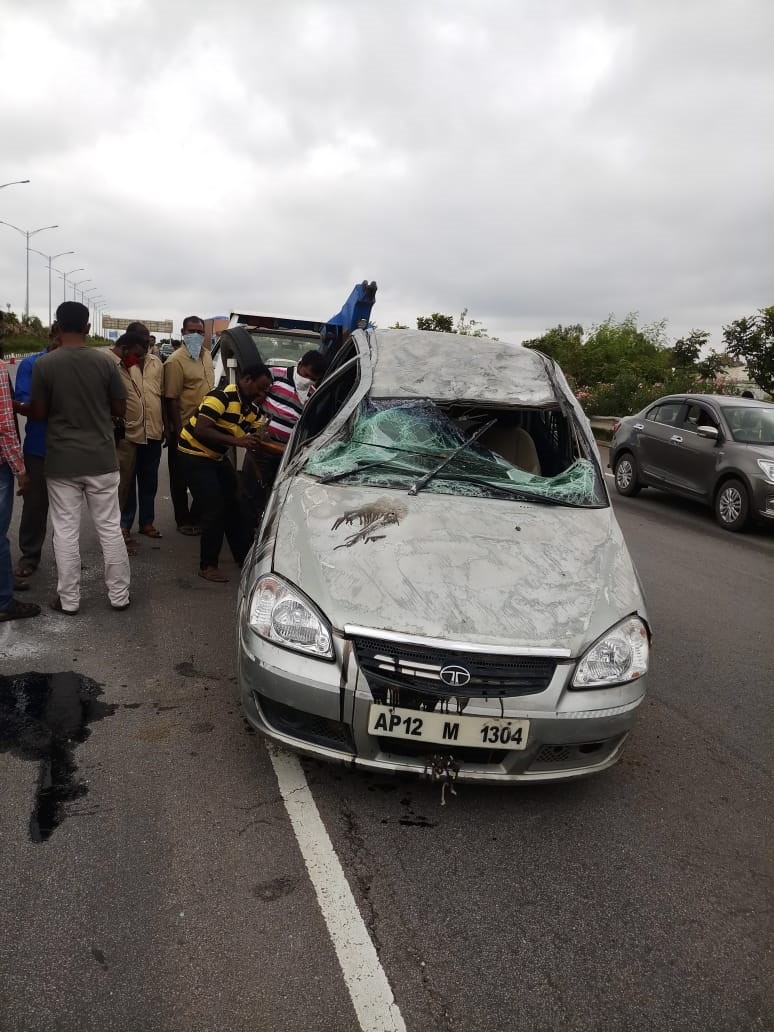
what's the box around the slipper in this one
[13,578,31,592]
[49,597,79,616]
[139,525,162,538]
[14,563,37,578]
[177,525,201,536]
[198,567,229,583]
[0,599,41,622]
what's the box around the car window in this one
[724,406,774,444]
[646,402,683,426]
[303,399,606,507]
[290,356,361,453]
[683,404,718,431]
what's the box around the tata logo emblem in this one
[439,665,471,687]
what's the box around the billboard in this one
[102,316,173,333]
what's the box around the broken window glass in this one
[304,399,605,506]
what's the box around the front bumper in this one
[237,612,647,784]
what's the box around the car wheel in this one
[715,478,750,532]
[614,452,641,496]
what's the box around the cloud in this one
[1,0,771,348]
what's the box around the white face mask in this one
[294,368,314,403]
[182,332,204,359]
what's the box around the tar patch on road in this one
[0,671,115,842]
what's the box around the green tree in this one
[388,320,409,330]
[455,308,491,337]
[416,312,454,332]
[671,329,708,369]
[722,306,774,395]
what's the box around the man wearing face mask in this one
[163,315,214,535]
[109,332,147,555]
[241,350,327,531]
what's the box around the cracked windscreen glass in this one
[304,399,605,505]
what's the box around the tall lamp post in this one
[0,180,30,190]
[58,267,84,302]
[0,220,58,321]
[72,278,91,301]
[30,248,75,326]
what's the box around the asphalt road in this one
[0,452,772,1032]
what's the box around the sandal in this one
[177,525,201,536]
[49,597,79,616]
[139,525,162,538]
[198,567,229,583]
[0,599,41,622]
[121,528,139,556]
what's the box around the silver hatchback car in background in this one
[237,329,651,784]
[610,394,774,531]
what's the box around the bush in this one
[578,373,741,416]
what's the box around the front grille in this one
[256,694,355,753]
[352,636,556,703]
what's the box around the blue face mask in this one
[183,332,204,359]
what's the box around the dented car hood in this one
[271,477,645,655]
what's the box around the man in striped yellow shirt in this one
[178,364,272,582]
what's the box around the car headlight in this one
[247,574,334,659]
[571,615,649,689]
[756,459,774,483]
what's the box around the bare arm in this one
[191,414,263,453]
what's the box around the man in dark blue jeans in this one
[0,358,40,622]
[12,328,61,578]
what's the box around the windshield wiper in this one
[408,419,497,496]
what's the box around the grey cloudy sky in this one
[1,0,772,348]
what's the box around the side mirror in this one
[696,424,719,441]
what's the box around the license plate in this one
[368,704,529,750]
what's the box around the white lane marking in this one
[267,743,407,1032]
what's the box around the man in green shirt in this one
[30,301,130,614]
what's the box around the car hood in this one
[271,478,645,654]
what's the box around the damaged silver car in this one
[237,328,651,783]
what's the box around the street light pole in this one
[0,220,59,321]
[30,248,75,326]
[59,267,84,301]
[72,278,91,301]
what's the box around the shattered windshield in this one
[304,399,605,506]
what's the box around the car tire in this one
[614,452,641,496]
[714,478,750,532]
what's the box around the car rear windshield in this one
[250,333,317,366]
[304,399,606,506]
[724,406,774,444]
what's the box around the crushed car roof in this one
[358,328,558,405]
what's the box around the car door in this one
[666,402,721,497]
[636,400,686,484]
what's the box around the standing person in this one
[121,326,165,540]
[163,315,214,535]
[12,325,61,580]
[0,356,40,622]
[242,350,327,529]
[29,301,131,614]
[109,331,147,555]
[178,364,271,582]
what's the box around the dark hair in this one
[56,301,90,334]
[116,331,149,351]
[182,315,203,331]
[126,321,149,337]
[299,350,328,377]
[240,363,272,382]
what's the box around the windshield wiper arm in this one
[408,419,497,496]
